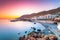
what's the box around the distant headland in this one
[10,7,60,22]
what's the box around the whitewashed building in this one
[31,14,59,20]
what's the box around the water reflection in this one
[0,19,45,40]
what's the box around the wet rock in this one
[37,29,41,32]
[34,23,36,24]
[31,27,36,30]
[25,31,27,34]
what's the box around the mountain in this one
[10,7,60,22]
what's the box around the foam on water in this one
[57,23,60,30]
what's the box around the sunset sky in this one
[0,0,60,19]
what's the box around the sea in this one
[0,19,46,40]
[0,19,60,40]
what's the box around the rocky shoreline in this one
[19,30,58,40]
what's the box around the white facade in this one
[31,14,58,20]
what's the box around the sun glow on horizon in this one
[0,7,42,19]
[0,0,60,19]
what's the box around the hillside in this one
[10,7,60,22]
[18,7,60,19]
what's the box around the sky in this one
[0,0,60,19]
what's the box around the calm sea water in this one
[0,19,46,40]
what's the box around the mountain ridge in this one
[19,7,60,19]
[10,7,60,22]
